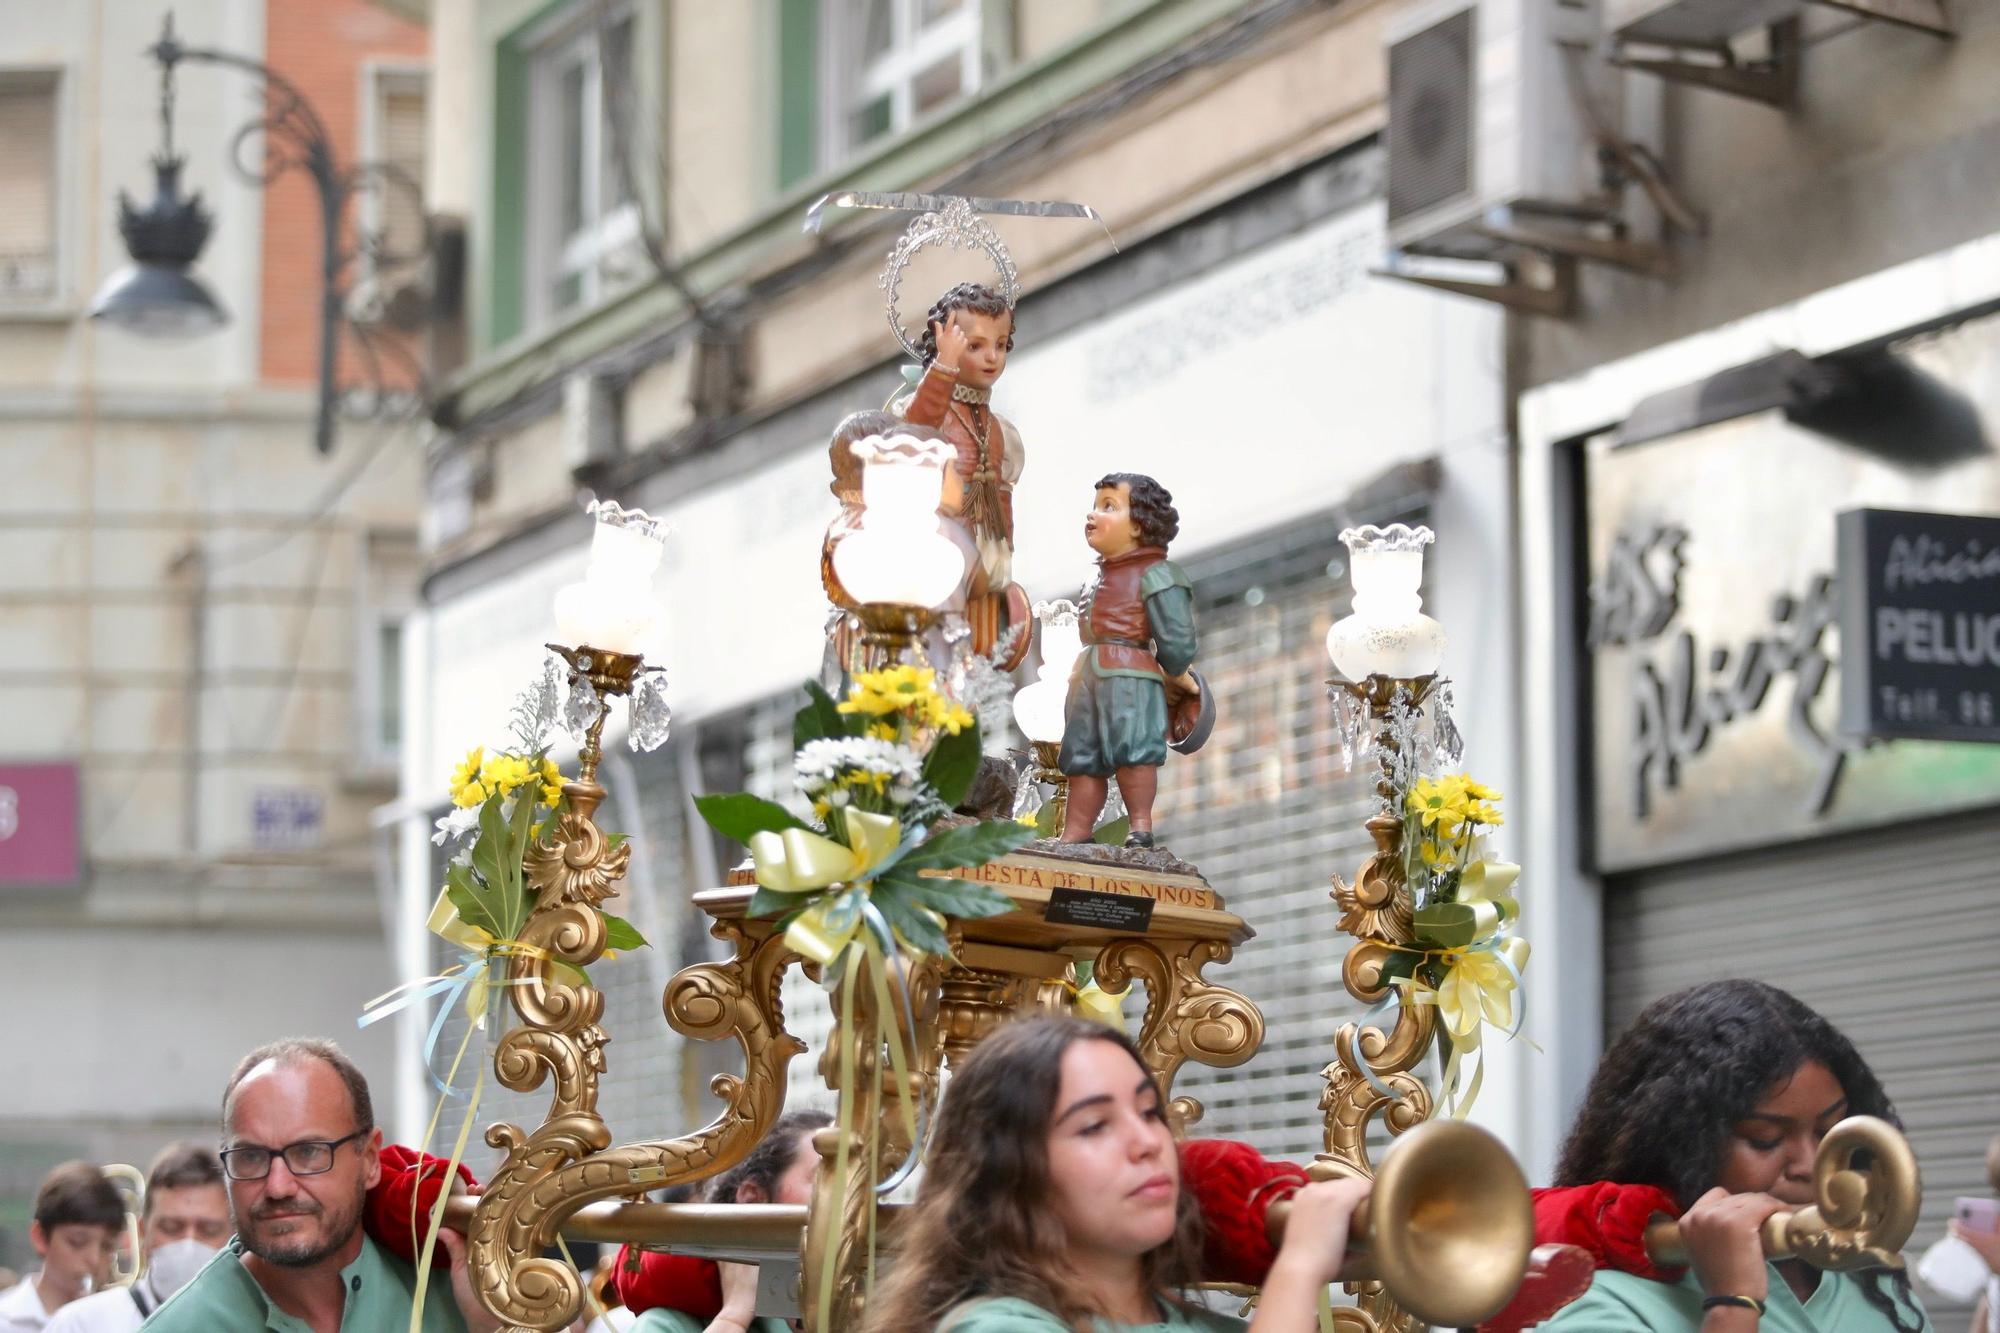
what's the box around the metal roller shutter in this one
[1605,817,2000,1324]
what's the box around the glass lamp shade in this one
[1325,523,1446,679]
[552,501,668,654]
[1012,600,1084,743]
[89,262,229,338]
[832,432,963,610]
[831,527,965,610]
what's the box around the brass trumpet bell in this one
[1269,1118,1534,1328]
[1644,1115,1922,1272]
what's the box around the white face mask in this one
[144,1238,218,1299]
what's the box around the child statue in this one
[1058,473,1211,849]
[888,281,1031,670]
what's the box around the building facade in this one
[0,0,426,1268]
[1512,4,2000,1322]
[398,0,1523,1178]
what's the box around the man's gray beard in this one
[236,1196,362,1269]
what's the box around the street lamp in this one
[92,13,431,454]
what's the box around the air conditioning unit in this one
[1386,0,1625,262]
[1607,0,1800,47]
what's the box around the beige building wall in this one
[0,0,425,1261]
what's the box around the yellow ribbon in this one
[748,810,903,965]
[1434,937,1530,1040]
[1070,980,1127,1032]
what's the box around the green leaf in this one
[605,832,628,852]
[602,912,650,952]
[795,679,854,748]
[921,723,984,810]
[472,792,512,896]
[885,871,1016,921]
[695,792,809,843]
[442,864,498,940]
[894,819,1034,873]
[868,884,953,957]
[746,885,805,921]
[1091,815,1131,846]
[503,785,540,936]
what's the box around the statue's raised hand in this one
[931,316,971,374]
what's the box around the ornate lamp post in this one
[91,12,431,454]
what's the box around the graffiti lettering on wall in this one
[1588,525,1862,820]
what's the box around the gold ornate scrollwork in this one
[1316,680,1438,1333]
[469,910,804,1330]
[1092,937,1263,1133]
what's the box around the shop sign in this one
[1837,507,2000,742]
[252,788,324,851]
[0,762,80,889]
[1583,398,2000,872]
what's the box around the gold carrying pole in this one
[1264,1119,1533,1329]
[1643,1116,1923,1272]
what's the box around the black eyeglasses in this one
[220,1129,369,1181]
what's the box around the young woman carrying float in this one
[864,1015,1368,1332]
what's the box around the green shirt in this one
[942,1295,1244,1332]
[1542,1265,1930,1332]
[141,1233,466,1332]
[627,1312,790,1333]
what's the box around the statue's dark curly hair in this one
[915,282,1015,367]
[1096,472,1179,550]
[1556,979,1922,1330]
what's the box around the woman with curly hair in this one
[863,1015,1367,1332]
[1542,979,1930,1332]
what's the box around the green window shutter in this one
[490,31,530,348]
[777,0,819,190]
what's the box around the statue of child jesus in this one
[889,281,1030,669]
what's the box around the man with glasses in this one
[142,1038,500,1332]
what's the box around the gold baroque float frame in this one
[464,707,1266,1332]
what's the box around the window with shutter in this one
[817,0,987,169]
[0,74,60,304]
[362,67,429,276]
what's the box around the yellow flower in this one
[537,756,565,808]
[866,722,900,742]
[448,748,487,807]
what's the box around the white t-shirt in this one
[40,1277,161,1333]
[0,1276,55,1333]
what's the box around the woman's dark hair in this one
[704,1109,833,1204]
[1096,473,1179,549]
[864,1016,1204,1332]
[1555,979,1921,1331]
[916,282,1015,367]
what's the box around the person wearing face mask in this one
[0,1163,123,1331]
[1540,980,1931,1332]
[41,1144,228,1332]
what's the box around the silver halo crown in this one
[879,197,1018,362]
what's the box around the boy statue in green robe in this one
[1059,472,1207,849]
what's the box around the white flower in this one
[794,736,923,789]
[431,806,481,846]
